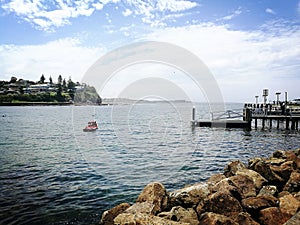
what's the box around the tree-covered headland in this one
[0,75,101,105]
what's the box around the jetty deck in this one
[191,103,300,130]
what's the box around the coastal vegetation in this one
[0,75,101,105]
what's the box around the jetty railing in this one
[191,103,300,130]
[211,109,244,120]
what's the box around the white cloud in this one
[125,0,198,27]
[122,8,132,17]
[0,38,105,82]
[220,7,242,21]
[92,2,104,10]
[142,22,300,101]
[265,8,276,15]
[156,0,197,12]
[1,0,198,30]
[1,0,108,31]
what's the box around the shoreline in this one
[100,148,300,225]
[0,102,73,106]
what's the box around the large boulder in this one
[248,158,284,184]
[158,206,199,225]
[236,168,268,190]
[283,171,300,193]
[272,150,300,170]
[199,212,238,225]
[283,211,300,225]
[258,185,277,197]
[279,193,300,216]
[207,174,226,187]
[169,183,210,208]
[241,195,279,216]
[125,202,156,215]
[114,212,190,225]
[209,178,239,197]
[259,207,291,225]
[224,160,247,177]
[228,174,256,198]
[136,182,168,214]
[100,203,131,225]
[270,161,296,182]
[232,212,260,225]
[196,191,243,217]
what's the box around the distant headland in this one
[0,75,101,106]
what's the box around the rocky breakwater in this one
[100,149,300,225]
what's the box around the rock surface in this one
[100,149,300,225]
[100,203,131,225]
[259,207,291,225]
[158,206,199,225]
[136,182,168,214]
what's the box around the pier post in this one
[255,119,257,129]
[277,119,280,129]
[269,119,272,129]
[262,119,265,129]
[191,106,196,127]
[286,117,290,130]
[192,106,195,121]
[243,108,252,129]
[296,120,299,130]
[291,120,295,130]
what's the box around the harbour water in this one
[1,102,299,224]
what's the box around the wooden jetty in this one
[246,103,300,130]
[191,103,300,130]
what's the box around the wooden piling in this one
[286,118,290,130]
[192,106,196,121]
[291,120,296,130]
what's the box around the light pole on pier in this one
[275,92,281,105]
[255,96,259,104]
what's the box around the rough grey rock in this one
[100,203,131,225]
[136,182,168,215]
[197,191,243,217]
[283,211,300,225]
[283,171,300,193]
[258,185,278,197]
[169,183,210,208]
[114,213,190,225]
[228,174,257,198]
[259,207,291,225]
[236,168,268,190]
[125,202,156,215]
[279,193,300,216]
[241,195,279,214]
[199,212,238,225]
[224,160,247,177]
[158,206,199,225]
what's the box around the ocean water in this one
[0,102,299,224]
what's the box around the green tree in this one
[40,74,45,84]
[49,76,53,85]
[67,77,76,100]
[10,76,17,83]
[62,78,67,92]
[56,75,63,100]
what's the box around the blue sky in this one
[0,0,300,102]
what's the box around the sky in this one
[0,0,300,102]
